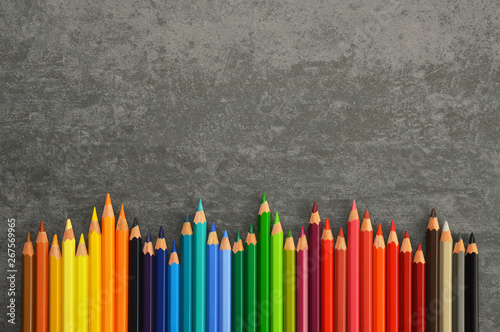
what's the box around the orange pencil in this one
[102,193,116,332]
[386,221,399,332]
[360,211,373,332]
[36,221,49,332]
[334,227,346,332]
[372,224,385,332]
[399,232,412,332]
[116,204,129,331]
[49,235,62,332]
[321,218,334,332]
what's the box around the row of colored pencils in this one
[22,194,479,332]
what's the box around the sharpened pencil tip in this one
[469,233,475,244]
[351,200,357,211]
[417,242,422,251]
[404,231,409,239]
[172,240,177,252]
[52,234,59,246]
[363,210,370,219]
[197,199,203,212]
[262,193,267,203]
[287,230,292,238]
[65,219,73,230]
[430,208,436,218]
[390,220,396,232]
[248,223,254,234]
[146,230,151,242]
[132,218,138,227]
[324,218,331,230]
[105,193,111,206]
[210,222,216,233]
[39,220,45,232]
[274,212,280,224]
[119,204,125,218]
[377,223,383,235]
[457,233,462,242]
[184,213,190,223]
[312,201,318,213]
[26,231,31,242]
[300,226,305,237]
[443,221,450,232]
[236,230,241,241]
[338,227,344,237]
[79,233,85,244]
[158,226,164,239]
[223,230,228,238]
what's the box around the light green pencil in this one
[284,230,296,332]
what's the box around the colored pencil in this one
[168,241,180,332]
[245,224,258,332]
[360,211,373,332]
[372,224,385,332]
[207,223,219,332]
[220,230,232,332]
[49,235,62,332]
[296,226,309,332]
[452,235,465,332]
[156,227,168,332]
[399,231,412,332]
[193,199,207,332]
[258,193,271,332]
[412,243,425,332]
[465,233,478,332]
[22,231,35,332]
[271,212,284,332]
[426,208,439,332]
[102,193,116,332]
[347,200,360,332]
[232,231,244,332]
[116,204,129,332]
[386,220,399,332]
[284,230,296,332]
[181,214,193,332]
[129,218,142,332]
[440,221,453,332]
[76,234,89,332]
[89,207,101,332]
[321,218,334,332]
[62,219,76,331]
[309,202,321,332]
[142,230,155,332]
[36,221,49,332]
[334,227,347,332]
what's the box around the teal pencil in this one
[181,214,193,332]
[193,200,207,332]
[168,241,180,332]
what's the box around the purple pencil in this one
[308,202,321,331]
[142,231,155,332]
[297,226,309,332]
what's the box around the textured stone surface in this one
[1,0,499,328]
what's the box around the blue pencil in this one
[180,214,193,332]
[155,227,168,332]
[219,231,232,332]
[168,241,180,332]
[207,223,219,332]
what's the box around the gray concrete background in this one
[1,0,499,329]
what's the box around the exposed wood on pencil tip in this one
[321,220,334,241]
[310,203,321,225]
[143,240,155,256]
[194,202,206,224]
[49,235,61,258]
[169,250,179,265]
[116,205,129,231]
[361,212,373,232]
[453,239,465,254]
[23,231,34,256]
[466,233,478,254]
[76,234,88,257]
[440,222,452,242]
[233,237,244,253]
[245,230,257,246]
[297,230,309,251]
[348,200,359,223]
[271,217,283,235]
[155,236,167,251]
[413,243,425,264]
[220,232,231,250]
[387,222,399,245]
[284,234,296,250]
[181,217,193,235]
[102,194,115,219]
[335,227,346,250]
[401,232,412,253]
[63,220,75,241]
[207,223,219,245]
[259,198,270,215]
[374,225,386,249]
[36,224,49,243]
[130,219,141,240]
[427,208,439,230]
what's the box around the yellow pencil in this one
[76,234,89,332]
[49,235,62,332]
[88,207,102,332]
[62,219,76,331]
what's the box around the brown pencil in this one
[426,208,440,332]
[23,231,35,332]
[36,221,49,332]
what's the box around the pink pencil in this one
[297,226,309,332]
[347,200,360,332]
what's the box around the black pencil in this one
[426,208,440,332]
[129,218,142,332]
[465,233,478,332]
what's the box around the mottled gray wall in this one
[1,0,499,329]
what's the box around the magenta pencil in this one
[297,226,309,332]
[347,200,360,332]
[308,202,321,331]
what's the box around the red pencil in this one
[308,202,321,332]
[297,226,309,332]
[321,218,334,332]
[386,221,399,332]
[360,210,373,332]
[412,243,425,332]
[334,227,347,332]
[373,224,386,332]
[347,201,360,332]
[399,231,412,332]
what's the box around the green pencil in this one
[258,194,271,332]
[271,212,283,332]
[232,231,244,332]
[284,230,296,332]
[193,199,207,332]
[245,224,257,332]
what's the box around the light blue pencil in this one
[207,223,219,332]
[168,241,180,332]
[219,231,232,332]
